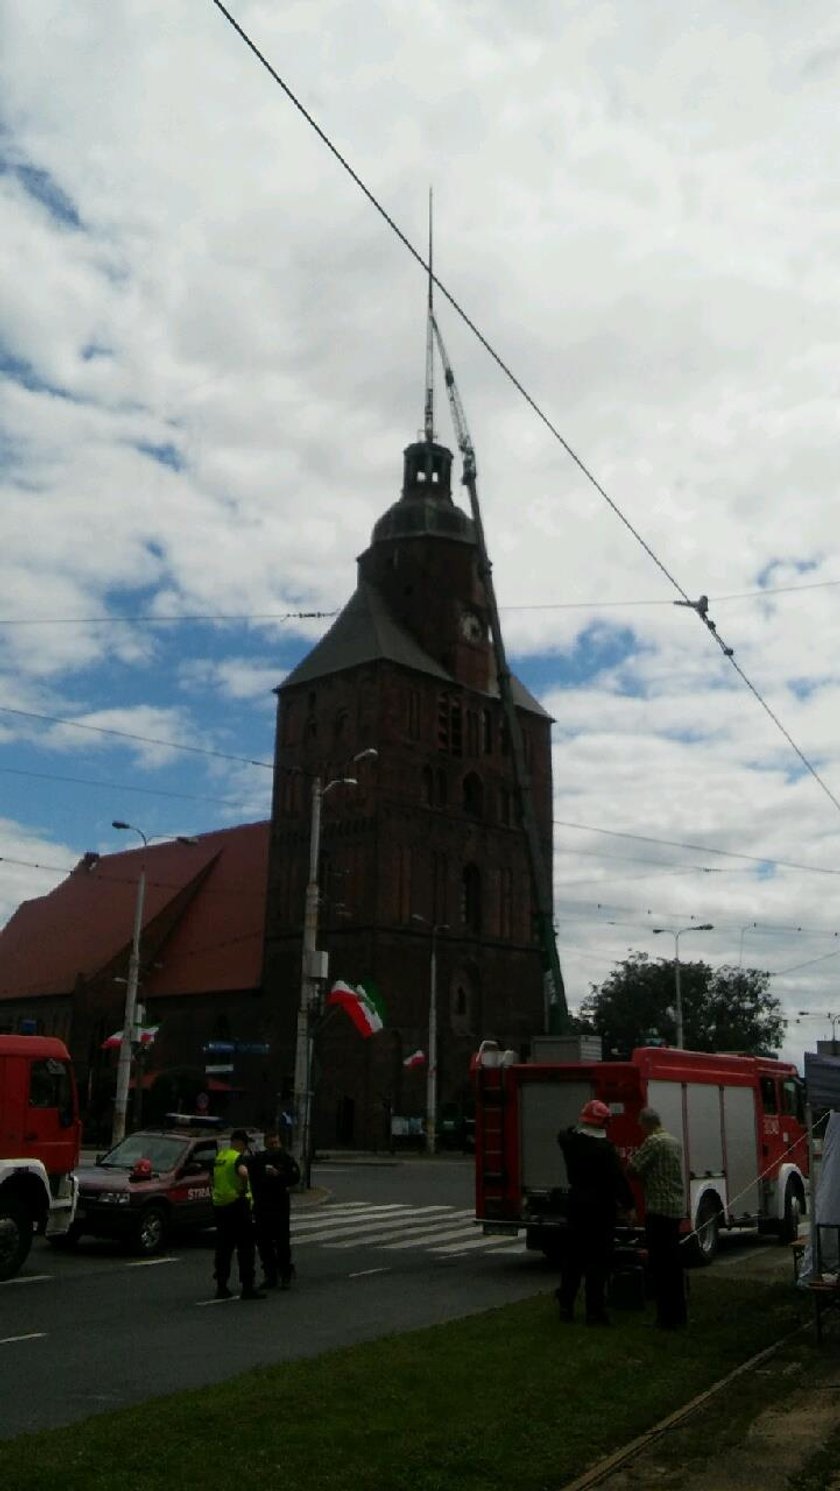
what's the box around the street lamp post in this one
[652,923,714,1050]
[412,915,449,1154]
[110,821,197,1146]
[292,750,377,1188]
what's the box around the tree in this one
[577,953,786,1057]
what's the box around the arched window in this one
[462,772,484,818]
[461,864,481,933]
[333,709,348,742]
[437,769,448,807]
[422,765,434,805]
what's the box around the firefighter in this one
[212,1128,265,1301]
[247,1128,300,1289]
[556,1098,635,1325]
[628,1107,687,1329]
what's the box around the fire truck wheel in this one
[686,1193,721,1266]
[0,1197,34,1281]
[132,1204,168,1256]
[780,1182,804,1245]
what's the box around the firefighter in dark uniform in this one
[556,1098,635,1325]
[212,1128,265,1301]
[247,1128,300,1289]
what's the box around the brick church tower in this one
[264,427,554,1148]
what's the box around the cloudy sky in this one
[2,1,840,1064]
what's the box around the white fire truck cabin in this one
[472,1038,808,1264]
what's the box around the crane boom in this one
[431,316,569,1029]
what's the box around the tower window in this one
[461,864,481,933]
[499,787,511,827]
[482,710,493,754]
[437,769,448,807]
[450,701,463,757]
[466,711,479,757]
[407,690,420,740]
[499,868,513,939]
[462,772,484,818]
[422,765,434,805]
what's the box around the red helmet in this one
[578,1099,611,1127]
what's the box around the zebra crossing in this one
[290,1201,526,1260]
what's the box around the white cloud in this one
[1,1,840,1067]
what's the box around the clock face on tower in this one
[459,609,484,643]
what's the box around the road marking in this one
[196,1297,237,1307]
[383,1222,481,1252]
[125,1257,181,1268]
[327,1210,475,1251]
[0,1332,47,1345]
[0,1273,52,1285]
[348,1267,389,1278]
[291,1204,407,1231]
[429,1233,516,1255]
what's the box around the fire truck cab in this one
[472,1038,808,1264]
[0,1035,81,1279]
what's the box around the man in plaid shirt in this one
[628,1107,687,1329]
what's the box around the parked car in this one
[62,1121,222,1256]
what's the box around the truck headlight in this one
[98,1192,131,1206]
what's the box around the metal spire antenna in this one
[423,187,435,443]
[431,313,569,1031]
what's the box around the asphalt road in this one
[0,1156,553,1440]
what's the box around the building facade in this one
[264,435,555,1148]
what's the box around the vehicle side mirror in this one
[95,1154,105,1165]
[180,1160,206,1177]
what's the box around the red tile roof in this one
[0,822,270,1001]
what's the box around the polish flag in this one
[403,1049,426,1069]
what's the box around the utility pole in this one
[292,751,378,1187]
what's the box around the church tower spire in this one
[423,186,435,445]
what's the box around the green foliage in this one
[578,953,787,1057]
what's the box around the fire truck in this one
[472,1038,809,1264]
[0,1035,81,1280]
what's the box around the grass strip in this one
[0,1275,808,1491]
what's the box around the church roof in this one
[0,822,269,1002]
[282,580,452,689]
[280,580,550,718]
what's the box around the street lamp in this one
[412,915,449,1154]
[651,923,714,1050]
[292,749,378,1187]
[110,821,198,1145]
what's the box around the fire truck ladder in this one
[431,314,569,1030]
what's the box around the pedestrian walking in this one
[556,1098,635,1326]
[628,1107,687,1330]
[212,1127,265,1301]
[247,1128,300,1289]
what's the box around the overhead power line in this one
[0,765,250,808]
[553,817,840,878]
[208,0,840,823]
[0,705,273,770]
[1,577,838,627]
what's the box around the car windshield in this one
[98,1136,188,1172]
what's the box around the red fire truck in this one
[472,1038,809,1264]
[0,1035,81,1279]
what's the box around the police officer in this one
[212,1128,264,1301]
[556,1099,635,1325]
[247,1129,300,1289]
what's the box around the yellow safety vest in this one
[212,1147,250,1207]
